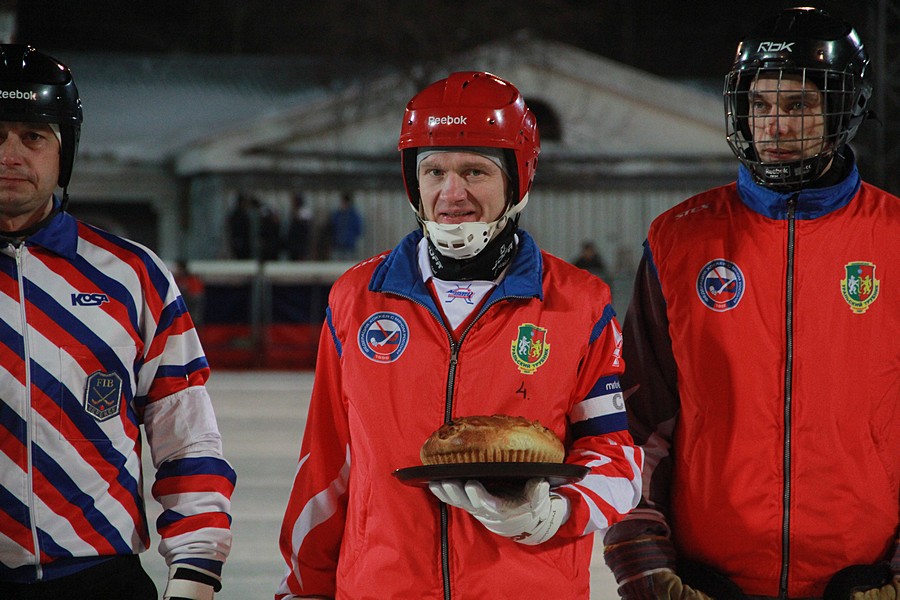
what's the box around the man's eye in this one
[750,101,770,116]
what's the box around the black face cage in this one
[724,67,858,190]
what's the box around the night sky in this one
[15,0,869,79]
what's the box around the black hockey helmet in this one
[724,7,871,190]
[0,44,82,189]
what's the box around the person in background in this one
[226,192,254,259]
[276,71,643,599]
[227,192,280,261]
[283,192,313,261]
[327,192,362,261]
[257,196,282,262]
[572,239,610,281]
[603,8,899,600]
[0,45,235,600]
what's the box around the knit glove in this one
[850,580,900,600]
[163,566,218,600]
[825,563,898,600]
[616,569,713,600]
[604,535,748,600]
[604,534,679,599]
[428,478,569,545]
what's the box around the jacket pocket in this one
[56,344,136,443]
[337,467,372,576]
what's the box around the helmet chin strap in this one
[754,149,836,191]
[426,219,519,282]
[419,193,529,260]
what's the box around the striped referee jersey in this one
[0,204,235,585]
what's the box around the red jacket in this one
[277,231,643,599]
[618,164,900,598]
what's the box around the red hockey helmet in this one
[398,71,540,211]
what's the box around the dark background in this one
[12,1,895,193]
[15,1,868,79]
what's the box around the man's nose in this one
[0,135,25,165]
[763,110,789,136]
[439,172,467,200]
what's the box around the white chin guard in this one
[421,193,528,260]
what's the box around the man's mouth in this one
[0,172,30,183]
[759,146,799,161]
[437,210,476,224]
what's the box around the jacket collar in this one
[370,229,543,316]
[24,197,80,259]
[736,159,861,221]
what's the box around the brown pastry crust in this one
[420,415,564,465]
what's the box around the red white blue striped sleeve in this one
[557,308,644,538]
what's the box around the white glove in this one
[163,565,215,600]
[429,478,569,545]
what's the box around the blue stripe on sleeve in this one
[326,307,341,358]
[174,557,224,577]
[585,374,622,400]
[155,356,210,380]
[156,456,237,486]
[589,303,616,344]
[571,412,629,439]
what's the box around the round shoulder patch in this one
[696,259,745,312]
[358,312,409,363]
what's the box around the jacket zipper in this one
[779,195,798,599]
[441,342,459,600]
[388,288,534,600]
[382,290,458,600]
[438,294,532,600]
[15,245,42,580]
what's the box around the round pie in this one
[420,415,564,465]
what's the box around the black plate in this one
[392,462,589,488]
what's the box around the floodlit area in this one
[141,370,619,599]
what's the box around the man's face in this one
[0,121,59,230]
[417,151,509,224]
[748,75,829,164]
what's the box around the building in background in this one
[58,36,742,368]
